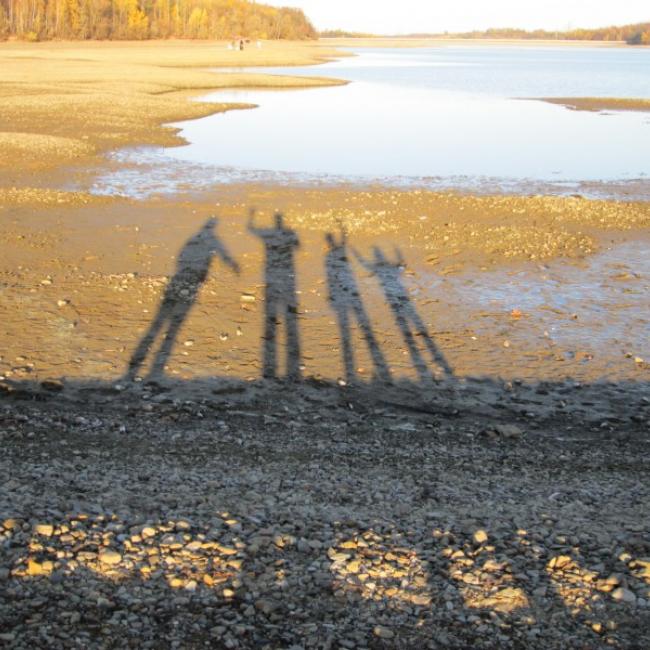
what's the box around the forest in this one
[0,0,317,41]
[421,22,650,45]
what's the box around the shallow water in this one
[439,241,650,356]
[92,45,650,198]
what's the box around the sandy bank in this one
[1,184,649,391]
[0,40,346,181]
[539,97,650,112]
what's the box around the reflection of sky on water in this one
[166,82,648,181]
[90,45,650,197]
[265,46,650,98]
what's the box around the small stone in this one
[34,523,54,537]
[255,598,279,616]
[98,550,122,566]
[548,555,572,571]
[26,559,53,576]
[41,379,64,392]
[373,626,395,640]
[473,529,489,545]
[611,587,636,604]
[494,424,523,439]
[346,560,361,574]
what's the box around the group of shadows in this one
[126,213,452,384]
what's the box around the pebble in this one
[611,587,636,604]
[0,380,647,648]
[34,523,54,537]
[473,529,489,545]
[373,626,395,640]
[98,551,122,566]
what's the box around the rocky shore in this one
[1,376,649,649]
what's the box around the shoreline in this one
[319,36,638,48]
[1,39,649,388]
[0,40,349,187]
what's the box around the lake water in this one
[94,45,650,197]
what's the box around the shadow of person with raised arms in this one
[248,210,301,380]
[325,227,391,385]
[354,246,453,382]
[126,217,239,381]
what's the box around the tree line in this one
[405,22,650,45]
[0,0,317,41]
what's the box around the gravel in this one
[0,379,648,649]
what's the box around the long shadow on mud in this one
[325,228,392,385]
[3,207,649,429]
[248,210,301,381]
[126,217,239,381]
[354,245,453,383]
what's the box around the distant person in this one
[248,210,301,380]
[239,39,244,51]
[126,217,239,381]
[325,228,391,384]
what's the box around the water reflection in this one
[164,82,649,182]
[90,46,650,198]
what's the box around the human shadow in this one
[248,210,301,380]
[325,228,392,385]
[126,217,239,381]
[354,246,453,382]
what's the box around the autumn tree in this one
[0,0,316,41]
[0,3,9,39]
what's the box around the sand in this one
[538,97,650,112]
[0,40,346,180]
[1,40,649,390]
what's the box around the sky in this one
[267,1,650,34]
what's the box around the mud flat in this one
[539,97,650,112]
[0,40,346,185]
[1,40,649,650]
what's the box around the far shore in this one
[319,36,637,48]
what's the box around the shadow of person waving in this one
[325,228,391,385]
[354,246,453,382]
[126,217,239,381]
[248,210,301,380]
